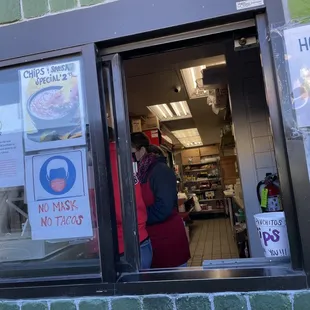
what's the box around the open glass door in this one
[100,54,140,272]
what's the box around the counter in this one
[233,196,244,209]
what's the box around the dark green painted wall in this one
[288,0,310,20]
[0,0,112,24]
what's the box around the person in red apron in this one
[131,132,190,268]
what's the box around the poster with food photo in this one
[19,59,86,152]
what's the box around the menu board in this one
[25,148,93,240]
[0,103,24,188]
[284,25,310,129]
[19,59,86,152]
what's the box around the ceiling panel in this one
[124,43,225,77]
[124,43,227,146]
[162,118,197,131]
[188,98,226,145]
[126,70,187,116]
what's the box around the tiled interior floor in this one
[188,218,239,267]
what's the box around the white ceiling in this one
[124,43,228,146]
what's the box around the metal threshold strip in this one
[202,257,291,269]
[100,19,255,56]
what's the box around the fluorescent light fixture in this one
[170,101,191,118]
[162,135,173,144]
[172,128,199,139]
[180,55,226,99]
[172,128,203,148]
[147,101,192,121]
[147,104,173,120]
[163,104,173,118]
[157,105,167,118]
[178,138,203,148]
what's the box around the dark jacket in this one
[145,158,178,225]
[140,157,190,268]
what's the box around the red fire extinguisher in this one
[256,173,282,212]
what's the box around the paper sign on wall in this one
[0,103,24,188]
[19,59,86,152]
[25,148,93,240]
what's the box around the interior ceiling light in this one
[180,55,226,100]
[162,135,173,144]
[172,128,203,148]
[147,104,173,120]
[170,101,191,118]
[147,101,192,122]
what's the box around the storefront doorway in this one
[99,15,294,269]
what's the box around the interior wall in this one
[226,44,277,258]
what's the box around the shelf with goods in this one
[185,180,225,215]
[199,197,225,213]
[183,168,218,174]
[190,209,225,215]
[199,198,223,202]
[183,168,224,202]
[192,187,222,192]
[180,144,227,216]
[183,161,221,185]
[183,178,221,184]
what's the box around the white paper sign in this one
[284,25,310,128]
[254,212,290,258]
[236,0,264,10]
[19,59,86,152]
[25,148,93,240]
[0,104,24,188]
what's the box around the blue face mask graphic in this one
[40,155,77,196]
[46,167,68,193]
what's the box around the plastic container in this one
[193,194,201,212]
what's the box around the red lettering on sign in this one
[55,215,84,226]
[38,203,49,213]
[41,216,52,227]
[53,200,78,212]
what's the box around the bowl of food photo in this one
[27,85,79,131]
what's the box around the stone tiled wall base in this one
[1,291,310,310]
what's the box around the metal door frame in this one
[101,54,140,272]
[256,14,302,269]
[98,10,303,270]
[265,0,310,276]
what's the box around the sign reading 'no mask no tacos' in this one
[25,148,93,241]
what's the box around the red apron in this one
[141,181,190,268]
[87,143,148,255]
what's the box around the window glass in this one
[0,56,100,280]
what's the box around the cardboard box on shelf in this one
[200,145,219,157]
[220,155,238,185]
[131,118,142,132]
[181,148,200,158]
[142,114,160,130]
[182,156,201,165]
[144,129,161,146]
